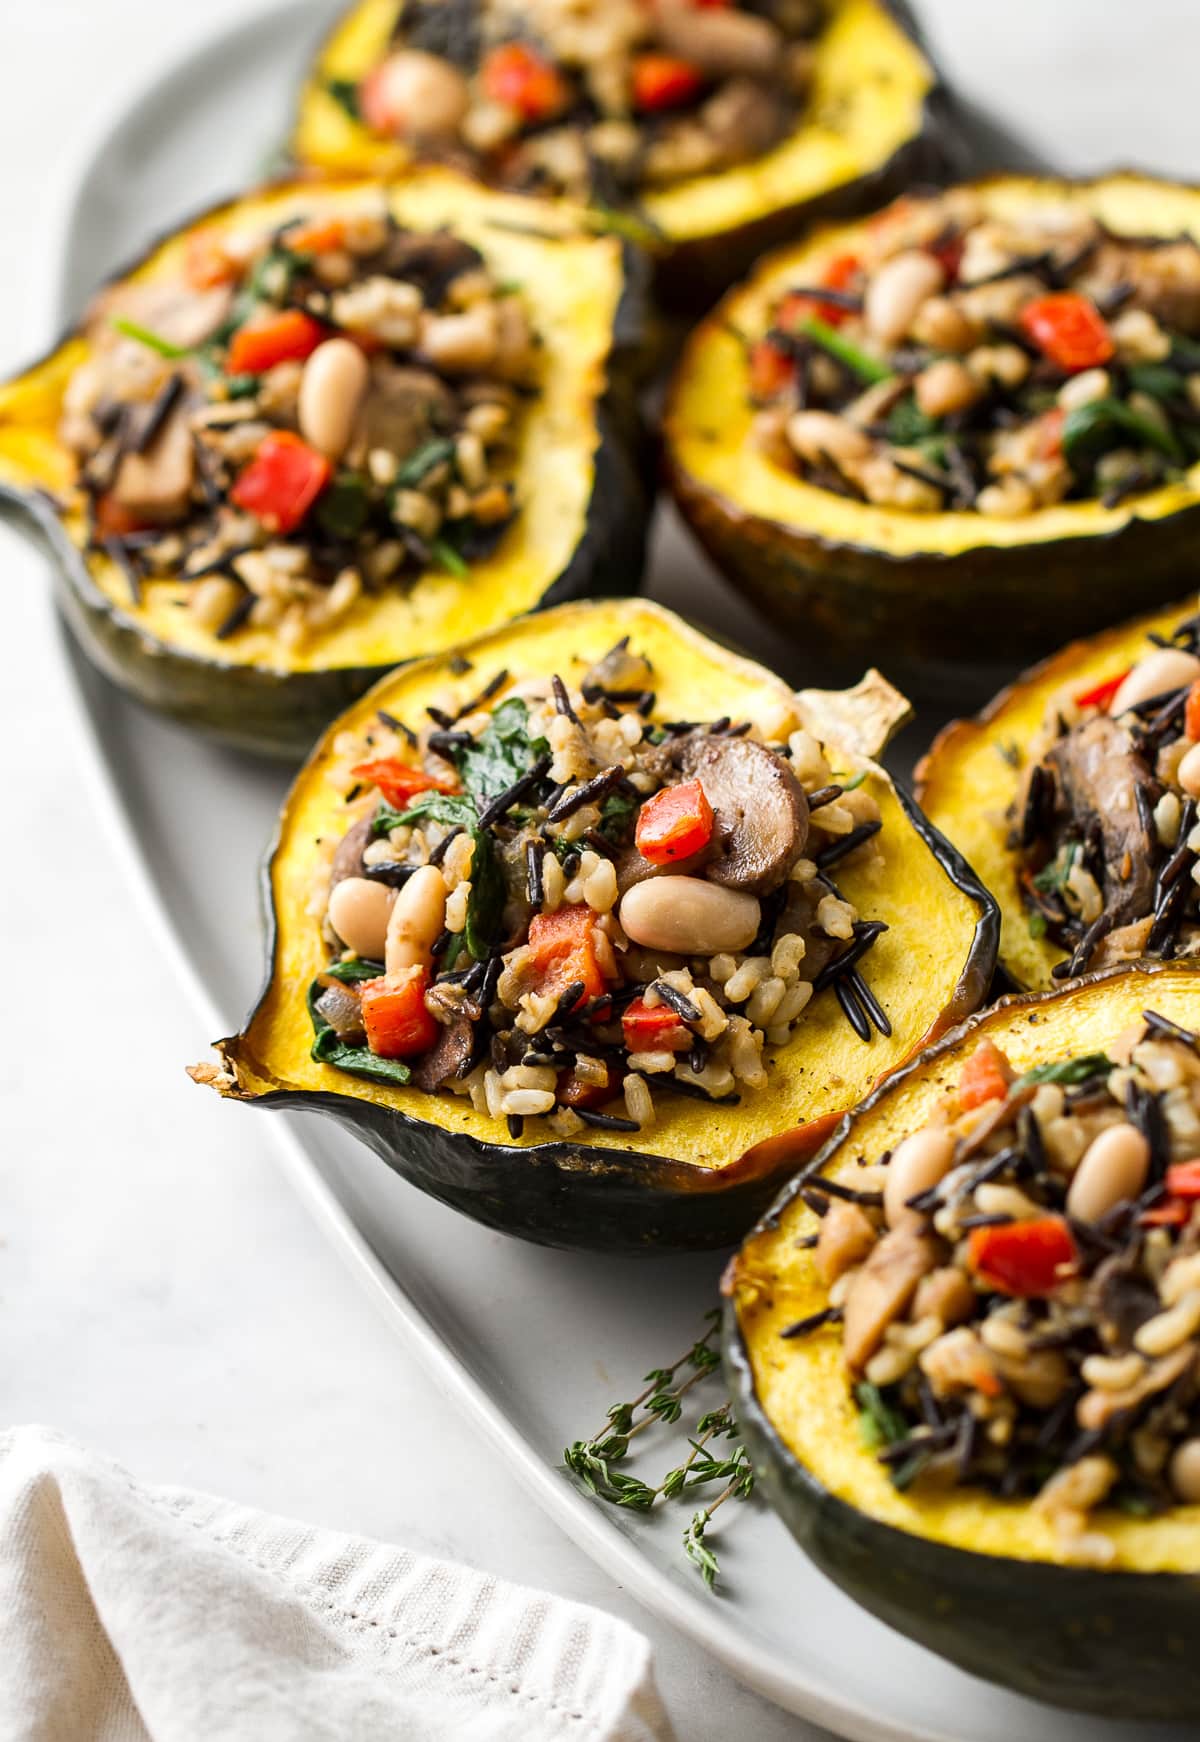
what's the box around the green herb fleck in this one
[111,317,190,359]
[798,315,893,385]
[855,1381,910,1451]
[1014,1053,1113,1090]
[395,437,456,488]
[432,537,469,578]
[1027,909,1048,940]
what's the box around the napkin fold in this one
[0,1425,673,1742]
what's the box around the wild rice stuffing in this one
[308,637,890,1134]
[58,204,534,643]
[789,1012,1200,1564]
[334,0,827,202]
[1012,610,1200,973]
[749,187,1200,516]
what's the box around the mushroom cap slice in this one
[678,734,809,894]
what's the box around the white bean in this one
[1179,742,1200,799]
[328,876,394,960]
[1169,1437,1200,1503]
[884,1127,957,1229]
[1109,648,1200,717]
[785,410,872,467]
[618,876,760,955]
[367,50,470,141]
[864,251,944,347]
[1066,1122,1150,1222]
[385,864,447,974]
[298,338,370,461]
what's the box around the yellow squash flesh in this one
[917,594,1200,990]
[731,964,1200,1573]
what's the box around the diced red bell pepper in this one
[282,216,346,256]
[635,778,714,866]
[777,253,862,331]
[622,997,691,1054]
[749,337,795,399]
[1165,1160,1200,1198]
[185,229,242,290]
[1020,292,1115,373]
[352,760,458,808]
[1185,680,1200,743]
[94,493,151,538]
[556,1062,618,1109]
[481,42,570,122]
[527,904,609,1008]
[1074,669,1130,712]
[631,53,706,112]
[1141,1198,1191,1228]
[1036,406,1067,460]
[226,309,326,376]
[957,1039,1013,1111]
[231,430,331,534]
[361,966,440,1058]
[967,1215,1078,1297]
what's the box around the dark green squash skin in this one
[666,467,1200,665]
[0,227,652,762]
[725,1315,1200,1719]
[218,750,998,1252]
[723,974,1200,1718]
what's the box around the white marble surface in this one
[1,6,1197,1739]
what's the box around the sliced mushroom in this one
[111,409,195,523]
[582,637,654,695]
[330,817,374,890]
[373,229,484,302]
[676,734,809,895]
[842,1226,937,1372]
[412,1017,477,1092]
[96,280,235,353]
[360,363,456,460]
[1046,714,1157,925]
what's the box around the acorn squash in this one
[665,172,1200,661]
[290,0,954,307]
[0,170,648,759]
[196,598,997,1251]
[725,963,1200,1718]
[917,594,1200,991]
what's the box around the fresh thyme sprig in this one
[562,1309,755,1588]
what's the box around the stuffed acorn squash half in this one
[666,173,1200,660]
[726,966,1200,1717]
[0,170,647,758]
[918,594,1200,992]
[191,598,997,1250]
[291,0,953,306]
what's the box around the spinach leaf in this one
[599,788,638,842]
[886,394,941,447]
[322,958,384,984]
[1128,363,1186,402]
[855,1382,909,1450]
[317,473,370,539]
[1014,1053,1113,1090]
[1062,395,1184,468]
[306,974,413,1086]
[383,791,506,962]
[455,697,549,803]
[325,77,362,120]
[1033,842,1077,896]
